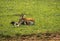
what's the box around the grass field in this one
[0,0,60,37]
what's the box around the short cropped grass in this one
[0,0,60,37]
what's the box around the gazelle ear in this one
[20,13,26,16]
[23,15,26,17]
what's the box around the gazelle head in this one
[20,14,26,19]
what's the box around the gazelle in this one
[18,14,35,25]
[11,14,35,26]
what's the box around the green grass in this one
[0,0,60,37]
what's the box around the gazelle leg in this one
[24,22,26,25]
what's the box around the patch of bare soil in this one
[0,33,60,41]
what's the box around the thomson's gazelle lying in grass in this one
[11,14,35,26]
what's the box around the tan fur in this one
[22,18,35,22]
